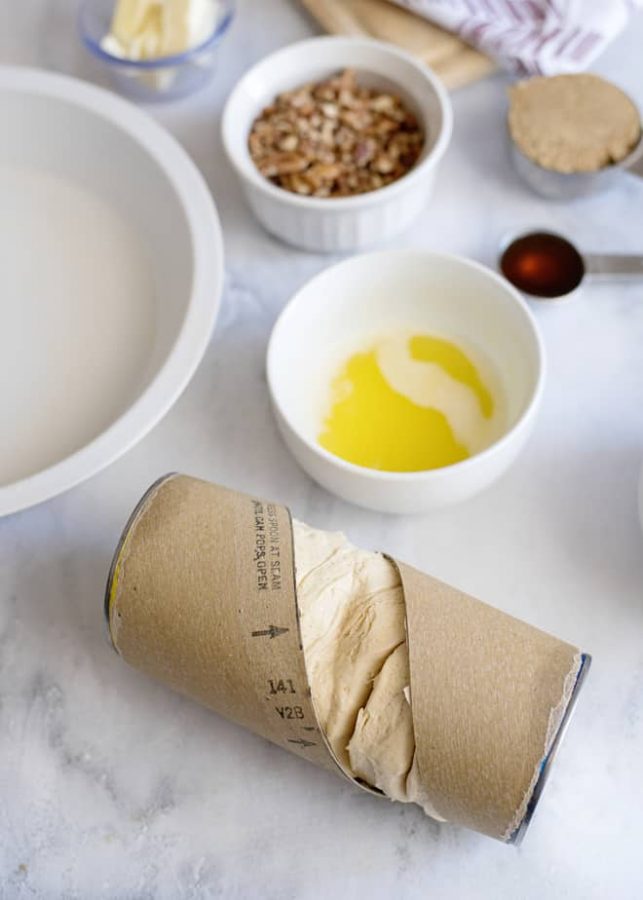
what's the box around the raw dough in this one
[508,74,641,173]
[294,520,443,819]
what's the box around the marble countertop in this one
[2,2,643,897]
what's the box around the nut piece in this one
[248,69,425,198]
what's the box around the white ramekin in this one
[267,250,545,514]
[221,36,452,253]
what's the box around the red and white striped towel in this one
[395,0,642,74]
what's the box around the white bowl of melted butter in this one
[267,249,545,513]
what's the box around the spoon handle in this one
[584,253,643,278]
[624,147,643,178]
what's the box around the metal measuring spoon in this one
[499,230,643,300]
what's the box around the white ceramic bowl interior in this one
[0,67,223,516]
[222,36,452,253]
[268,250,545,514]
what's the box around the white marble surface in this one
[2,2,643,897]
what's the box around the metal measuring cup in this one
[508,89,643,200]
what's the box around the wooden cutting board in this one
[299,0,495,89]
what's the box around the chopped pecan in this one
[248,68,424,198]
[257,152,309,178]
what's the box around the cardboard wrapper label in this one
[106,474,588,842]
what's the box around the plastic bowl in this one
[79,0,235,102]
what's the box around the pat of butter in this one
[102,0,217,60]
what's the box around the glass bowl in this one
[79,0,235,102]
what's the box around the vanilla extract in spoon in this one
[500,230,643,300]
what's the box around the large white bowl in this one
[267,250,545,514]
[221,36,452,253]
[0,68,223,517]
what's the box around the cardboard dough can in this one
[105,473,590,842]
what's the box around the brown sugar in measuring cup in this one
[507,74,643,199]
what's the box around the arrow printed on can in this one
[251,625,289,639]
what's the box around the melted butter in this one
[318,332,500,472]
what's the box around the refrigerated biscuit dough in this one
[508,74,641,173]
[293,519,443,819]
[106,475,587,841]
